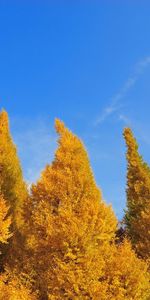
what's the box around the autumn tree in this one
[0,113,148,299]
[102,240,150,300]
[0,110,37,299]
[0,110,28,271]
[124,127,150,259]
[25,119,117,299]
[23,120,150,300]
[0,110,27,229]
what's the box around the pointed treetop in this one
[0,110,9,133]
[31,118,117,243]
[55,118,66,135]
[53,118,93,176]
[123,127,142,169]
[123,127,138,152]
[124,127,150,172]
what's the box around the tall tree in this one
[24,120,150,299]
[25,119,117,299]
[124,127,150,258]
[0,110,28,269]
[0,110,27,230]
[0,111,37,299]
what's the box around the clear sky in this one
[1,1,150,218]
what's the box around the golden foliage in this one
[25,119,117,298]
[0,112,149,299]
[124,128,150,258]
[0,110,29,271]
[0,110,27,230]
[0,193,12,244]
[0,270,37,300]
[102,240,150,300]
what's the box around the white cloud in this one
[94,55,150,126]
[94,100,122,125]
[119,114,131,126]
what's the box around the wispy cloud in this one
[11,116,57,185]
[94,56,150,125]
[119,114,132,126]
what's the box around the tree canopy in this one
[0,111,149,299]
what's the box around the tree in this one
[103,240,150,300]
[0,115,148,299]
[0,111,36,299]
[25,119,117,299]
[124,127,150,258]
[0,110,28,270]
[0,110,27,230]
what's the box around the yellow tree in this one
[0,110,28,270]
[25,119,117,299]
[23,121,150,299]
[102,240,150,300]
[0,110,27,230]
[0,111,37,299]
[124,128,150,258]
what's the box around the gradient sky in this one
[1,2,150,218]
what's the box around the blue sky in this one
[1,2,150,218]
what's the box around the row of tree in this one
[0,110,150,299]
